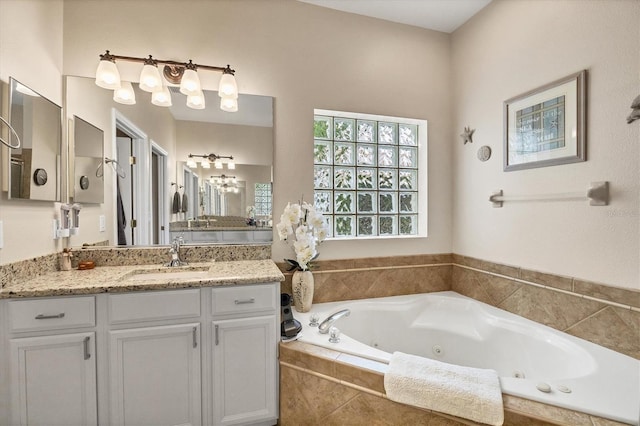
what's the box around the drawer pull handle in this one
[35,313,65,320]
[192,327,198,348]
[234,298,255,305]
[215,324,219,346]
[83,336,91,360]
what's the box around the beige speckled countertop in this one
[0,260,285,299]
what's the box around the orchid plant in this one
[276,201,328,271]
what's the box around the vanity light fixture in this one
[188,153,235,170]
[210,175,239,193]
[113,81,136,105]
[95,50,239,111]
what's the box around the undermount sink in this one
[124,266,213,282]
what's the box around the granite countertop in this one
[0,259,285,299]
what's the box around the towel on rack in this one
[384,351,503,425]
[172,191,181,214]
[181,192,188,213]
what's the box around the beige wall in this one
[451,0,640,289]
[0,0,64,263]
[62,0,454,263]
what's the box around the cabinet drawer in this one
[9,296,95,332]
[211,284,276,316]
[109,289,201,324]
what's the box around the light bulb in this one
[152,84,172,107]
[95,57,121,90]
[186,158,198,168]
[201,159,210,169]
[113,81,136,105]
[218,72,238,99]
[180,61,201,96]
[220,97,238,112]
[139,62,162,92]
[227,160,235,170]
[214,160,223,169]
[187,91,205,109]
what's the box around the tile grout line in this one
[455,264,634,311]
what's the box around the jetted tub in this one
[294,291,640,425]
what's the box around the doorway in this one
[114,111,169,246]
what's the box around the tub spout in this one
[318,309,350,334]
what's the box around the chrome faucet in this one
[165,236,187,267]
[318,309,350,334]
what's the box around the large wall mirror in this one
[65,76,273,247]
[7,77,62,201]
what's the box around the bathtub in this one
[293,291,640,425]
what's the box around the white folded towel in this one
[384,351,503,425]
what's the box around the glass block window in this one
[254,183,272,217]
[314,110,426,238]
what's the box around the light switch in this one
[99,215,106,232]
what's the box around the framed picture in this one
[504,70,586,171]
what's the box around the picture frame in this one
[503,70,587,171]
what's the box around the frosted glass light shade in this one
[95,59,121,89]
[227,161,235,170]
[139,64,163,92]
[186,158,198,168]
[186,91,205,109]
[152,85,172,107]
[220,97,238,112]
[214,160,223,169]
[218,73,238,99]
[201,159,210,169]
[180,68,201,96]
[113,81,136,105]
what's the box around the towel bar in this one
[489,181,609,208]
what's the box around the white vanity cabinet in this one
[5,296,98,426]
[210,285,278,426]
[1,282,280,426]
[107,289,202,426]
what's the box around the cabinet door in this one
[212,315,277,426]
[109,323,201,426]
[10,332,97,426]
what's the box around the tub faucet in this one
[318,309,350,334]
[166,236,187,267]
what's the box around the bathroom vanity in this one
[0,260,283,426]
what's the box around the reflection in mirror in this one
[8,78,61,201]
[65,76,273,247]
[72,116,104,203]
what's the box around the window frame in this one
[314,109,428,240]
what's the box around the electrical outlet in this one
[99,215,106,232]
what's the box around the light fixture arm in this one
[99,51,232,73]
[188,153,234,162]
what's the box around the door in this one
[10,333,97,426]
[116,135,134,245]
[211,316,277,426]
[109,324,201,426]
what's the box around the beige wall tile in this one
[520,269,573,291]
[452,254,520,279]
[565,306,640,359]
[452,266,521,306]
[498,285,605,331]
[573,279,640,309]
[280,341,339,377]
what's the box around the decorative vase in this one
[291,270,314,313]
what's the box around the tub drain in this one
[432,345,444,357]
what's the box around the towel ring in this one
[0,116,21,149]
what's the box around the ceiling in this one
[298,0,492,33]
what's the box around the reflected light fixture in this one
[188,153,234,170]
[95,50,238,112]
[210,174,239,193]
